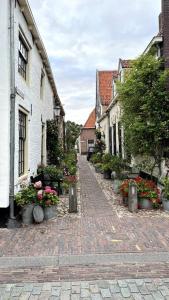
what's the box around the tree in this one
[117,53,169,175]
[65,121,82,151]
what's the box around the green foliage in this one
[65,121,82,151]
[96,129,102,140]
[64,150,77,175]
[117,53,169,174]
[90,152,102,164]
[162,177,169,201]
[38,165,63,180]
[15,186,37,207]
[47,120,64,165]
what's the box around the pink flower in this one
[37,194,43,200]
[45,186,51,190]
[34,181,42,189]
[45,188,52,194]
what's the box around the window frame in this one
[18,34,28,80]
[18,110,27,177]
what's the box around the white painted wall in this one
[0,0,10,207]
[0,1,56,207]
[100,116,109,153]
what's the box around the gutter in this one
[9,0,16,220]
[143,36,163,54]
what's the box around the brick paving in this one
[1,156,169,258]
[1,155,169,297]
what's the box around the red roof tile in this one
[98,71,118,106]
[84,109,96,128]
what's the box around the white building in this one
[0,0,64,210]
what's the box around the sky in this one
[29,0,161,125]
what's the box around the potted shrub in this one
[15,185,37,225]
[102,153,113,179]
[36,186,59,220]
[137,178,160,209]
[120,177,160,209]
[94,162,103,173]
[161,177,169,211]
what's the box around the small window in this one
[18,35,28,79]
[19,111,26,176]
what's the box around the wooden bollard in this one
[69,184,78,213]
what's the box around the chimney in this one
[162,0,169,69]
[158,13,163,35]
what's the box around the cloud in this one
[29,0,161,124]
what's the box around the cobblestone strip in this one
[1,278,169,299]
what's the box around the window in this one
[18,36,28,79]
[19,111,26,176]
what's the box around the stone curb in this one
[1,252,169,269]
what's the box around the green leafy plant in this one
[38,165,63,181]
[15,186,37,207]
[162,177,169,201]
[117,53,169,176]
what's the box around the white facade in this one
[0,0,62,207]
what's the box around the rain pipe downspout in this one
[9,0,16,220]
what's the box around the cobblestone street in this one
[1,156,169,298]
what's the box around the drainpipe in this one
[9,0,16,221]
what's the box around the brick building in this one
[79,109,96,154]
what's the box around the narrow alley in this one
[1,156,169,298]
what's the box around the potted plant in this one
[101,153,113,179]
[15,185,37,225]
[137,178,160,209]
[37,186,59,220]
[161,177,169,211]
[94,162,103,173]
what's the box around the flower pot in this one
[103,170,112,179]
[22,204,34,225]
[139,198,152,209]
[44,206,56,220]
[162,198,169,211]
[33,205,44,223]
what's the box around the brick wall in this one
[162,0,169,69]
[80,129,96,154]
